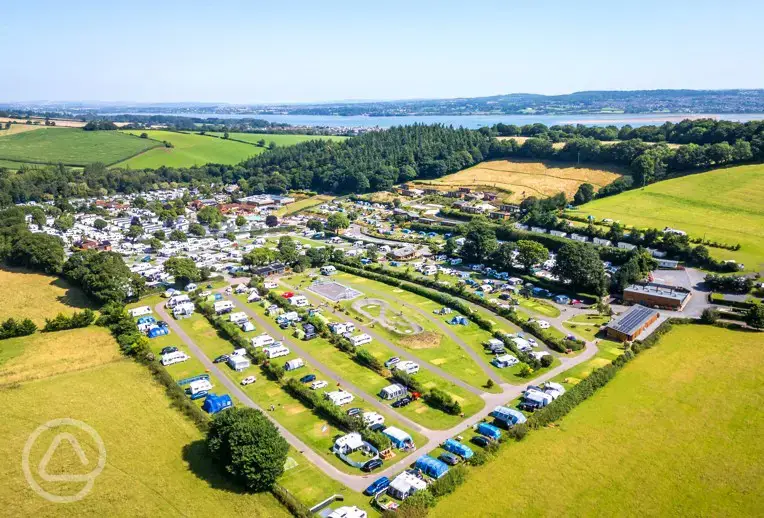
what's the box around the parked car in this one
[213,354,229,363]
[299,374,317,384]
[438,453,461,466]
[240,376,256,386]
[157,321,169,328]
[346,407,362,417]
[519,400,542,412]
[392,396,413,408]
[364,476,390,496]
[310,380,328,390]
[282,291,294,298]
[361,458,384,472]
[160,346,178,355]
[384,357,401,368]
[471,435,492,448]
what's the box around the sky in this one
[1,0,763,104]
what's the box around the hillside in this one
[574,163,764,270]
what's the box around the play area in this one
[352,298,424,335]
[308,280,362,302]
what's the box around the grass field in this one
[432,325,764,516]
[275,195,335,216]
[210,132,347,146]
[117,130,261,169]
[0,267,93,325]
[574,163,764,271]
[0,124,45,137]
[413,159,623,203]
[0,127,159,166]
[0,328,287,516]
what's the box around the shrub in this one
[540,354,554,368]
[423,387,462,415]
[428,465,468,497]
[43,309,95,332]
[700,307,720,324]
[0,317,37,340]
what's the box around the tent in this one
[147,326,169,338]
[477,422,502,440]
[202,393,233,414]
[442,438,473,459]
[414,455,449,479]
[490,406,527,427]
[137,316,157,325]
[382,427,414,449]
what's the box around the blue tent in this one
[442,439,474,459]
[490,406,527,427]
[414,455,449,479]
[449,316,469,326]
[147,326,169,338]
[202,393,233,414]
[137,316,156,325]
[477,422,502,440]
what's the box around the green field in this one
[0,127,159,166]
[431,325,764,516]
[117,130,261,169]
[0,328,287,516]
[210,132,346,146]
[573,164,764,271]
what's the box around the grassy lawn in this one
[117,130,261,168]
[0,267,93,326]
[517,296,561,317]
[210,132,347,146]
[0,127,158,166]
[575,163,764,271]
[0,327,286,516]
[563,313,611,341]
[275,195,335,217]
[432,325,764,516]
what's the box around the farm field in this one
[0,127,159,166]
[0,267,93,325]
[574,163,764,271]
[432,325,764,517]
[275,195,335,216]
[0,327,287,517]
[0,124,45,136]
[117,130,260,169]
[413,159,623,203]
[210,132,347,146]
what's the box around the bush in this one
[428,465,468,497]
[43,309,95,332]
[0,317,37,340]
[700,307,720,324]
[423,387,462,415]
[540,354,554,368]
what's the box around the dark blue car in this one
[364,476,390,496]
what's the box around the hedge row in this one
[43,308,95,332]
[709,292,755,310]
[332,261,584,353]
[0,317,37,340]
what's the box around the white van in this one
[188,379,213,395]
[251,333,275,348]
[161,351,190,366]
[395,361,420,375]
[349,333,372,347]
[284,358,305,371]
[264,345,290,359]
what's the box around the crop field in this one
[274,195,335,216]
[210,132,347,146]
[117,130,260,169]
[0,268,93,325]
[0,127,159,166]
[432,325,764,517]
[0,327,287,516]
[413,159,623,203]
[0,124,45,136]
[574,163,764,271]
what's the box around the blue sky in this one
[1,0,762,103]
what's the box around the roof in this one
[607,304,659,336]
[328,506,367,518]
[414,455,449,478]
[382,426,412,442]
[624,283,690,303]
[389,471,427,494]
[334,433,364,452]
[491,405,527,424]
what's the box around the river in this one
[100,111,764,129]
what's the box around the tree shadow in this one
[181,440,248,494]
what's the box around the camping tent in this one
[490,406,527,427]
[442,439,474,459]
[382,427,414,449]
[414,455,449,479]
[147,326,169,338]
[202,393,233,414]
[477,422,502,440]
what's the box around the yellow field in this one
[0,124,46,137]
[275,195,334,216]
[415,159,622,203]
[496,136,680,150]
[0,268,93,325]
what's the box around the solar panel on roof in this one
[608,305,658,335]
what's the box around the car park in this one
[213,354,229,363]
[310,380,328,390]
[361,458,384,472]
[299,374,317,384]
[240,376,256,386]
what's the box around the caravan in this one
[167,294,190,309]
[161,351,190,366]
[395,361,420,375]
[229,312,249,324]
[251,333,275,348]
[214,300,235,315]
[290,295,308,307]
[264,344,290,359]
[348,333,372,347]
[128,306,152,318]
[362,412,385,428]
[324,390,354,406]
[188,378,213,395]
[284,358,305,371]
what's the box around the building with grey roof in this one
[606,305,659,341]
